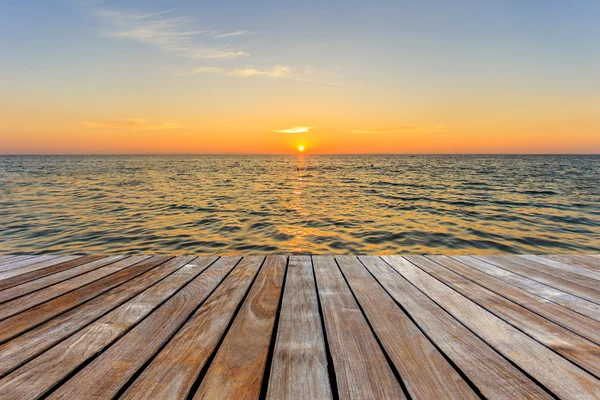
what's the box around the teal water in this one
[0,155,598,254]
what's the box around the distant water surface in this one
[0,155,598,254]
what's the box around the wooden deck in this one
[0,254,598,399]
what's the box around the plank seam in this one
[334,257,413,400]
[0,256,197,381]
[418,256,600,380]
[356,256,486,400]
[438,256,600,344]
[380,257,561,400]
[258,256,289,400]
[311,256,340,400]
[185,256,268,400]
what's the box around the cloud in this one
[349,125,448,134]
[187,65,338,85]
[94,8,249,60]
[213,30,256,39]
[80,118,181,130]
[271,126,311,134]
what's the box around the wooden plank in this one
[359,256,551,399]
[0,255,127,320]
[436,255,600,341]
[488,255,600,292]
[266,256,332,400]
[0,256,40,270]
[546,255,600,273]
[454,255,600,323]
[0,256,222,400]
[384,255,600,399]
[522,255,600,282]
[409,255,600,376]
[313,255,406,399]
[0,255,142,304]
[0,255,81,288]
[0,256,190,377]
[193,255,286,399]
[336,255,478,399]
[41,256,234,400]
[119,256,265,399]
[476,255,600,305]
[0,255,172,344]
[0,255,58,272]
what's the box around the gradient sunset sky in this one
[1,0,599,154]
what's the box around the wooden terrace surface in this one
[0,253,599,399]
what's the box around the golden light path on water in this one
[0,155,598,255]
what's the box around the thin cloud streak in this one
[213,30,256,38]
[81,118,181,130]
[271,126,311,133]
[349,125,448,134]
[94,8,249,60]
[188,65,338,85]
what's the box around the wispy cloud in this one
[349,125,448,134]
[213,30,256,39]
[94,8,249,60]
[80,118,180,130]
[187,65,338,85]
[271,126,311,134]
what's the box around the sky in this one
[1,0,599,154]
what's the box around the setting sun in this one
[298,145,305,152]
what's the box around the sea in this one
[0,155,598,255]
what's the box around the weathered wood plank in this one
[0,256,218,400]
[313,255,406,399]
[0,256,41,270]
[384,255,600,399]
[0,256,186,377]
[522,255,600,282]
[435,255,600,342]
[0,255,59,272]
[456,255,600,322]
[266,256,332,400]
[0,255,144,305]
[336,255,478,399]
[193,255,286,399]
[476,255,600,305]
[0,255,84,290]
[0,255,126,320]
[120,256,264,399]
[409,255,600,376]
[0,255,172,344]
[546,255,600,273]
[488,255,600,292]
[42,256,235,400]
[360,256,551,399]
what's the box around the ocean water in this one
[0,155,598,255]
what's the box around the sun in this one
[298,145,305,152]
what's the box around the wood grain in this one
[0,255,59,272]
[120,256,264,400]
[476,255,600,305]
[266,256,332,400]
[0,256,183,377]
[456,255,600,322]
[410,255,600,375]
[360,255,552,399]
[44,256,236,400]
[0,255,126,320]
[385,255,600,399]
[313,255,406,400]
[546,255,600,273]
[193,255,286,400]
[522,255,600,282]
[0,256,216,400]
[0,255,84,290]
[336,255,478,399]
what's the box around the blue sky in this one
[1,0,599,153]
